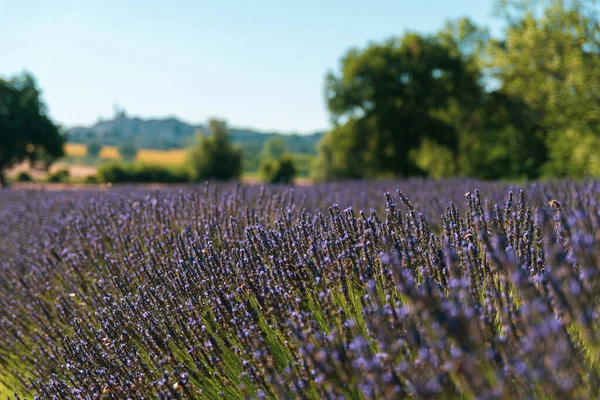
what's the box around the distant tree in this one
[87,141,102,159]
[260,136,287,161]
[119,142,137,161]
[0,72,65,187]
[259,153,297,184]
[108,129,121,139]
[187,119,242,181]
[315,33,482,181]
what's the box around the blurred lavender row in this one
[1,178,599,399]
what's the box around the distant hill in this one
[67,112,324,155]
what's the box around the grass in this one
[0,382,11,397]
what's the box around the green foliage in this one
[436,17,491,70]
[491,0,600,177]
[409,138,457,179]
[260,136,288,160]
[543,126,600,177]
[118,142,137,161]
[46,168,70,183]
[259,153,297,184]
[97,162,191,183]
[0,71,65,187]
[460,92,548,180]
[312,119,373,182]
[290,153,315,177]
[314,14,565,182]
[430,17,547,180]
[241,142,263,172]
[83,175,100,184]
[187,119,242,181]
[317,33,482,181]
[15,171,33,182]
[87,141,102,159]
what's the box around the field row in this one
[64,143,188,165]
[1,179,599,398]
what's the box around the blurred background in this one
[1,0,598,186]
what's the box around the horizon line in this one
[65,109,328,136]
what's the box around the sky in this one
[1,0,502,133]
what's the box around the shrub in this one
[46,168,69,183]
[118,142,138,161]
[15,171,33,182]
[290,153,315,177]
[83,175,99,184]
[187,119,242,181]
[259,153,297,184]
[97,161,191,183]
[86,141,101,159]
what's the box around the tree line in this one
[314,0,600,181]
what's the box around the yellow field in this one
[64,143,189,165]
[136,149,187,166]
[64,143,87,158]
[99,146,121,160]
[64,143,122,160]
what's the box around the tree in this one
[87,141,102,159]
[427,16,550,180]
[431,18,496,177]
[260,136,287,161]
[491,0,600,176]
[315,33,482,181]
[0,72,65,187]
[259,153,297,184]
[119,142,137,161]
[467,92,548,179]
[187,119,242,181]
[312,118,374,181]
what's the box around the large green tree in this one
[315,33,482,181]
[0,72,65,187]
[187,118,242,181]
[491,0,600,176]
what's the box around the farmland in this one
[64,143,88,158]
[41,143,312,184]
[64,144,121,161]
[65,143,189,166]
[136,149,188,166]
[1,178,599,399]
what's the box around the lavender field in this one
[1,179,600,399]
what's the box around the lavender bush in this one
[1,178,599,399]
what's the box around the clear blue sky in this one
[1,0,501,133]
